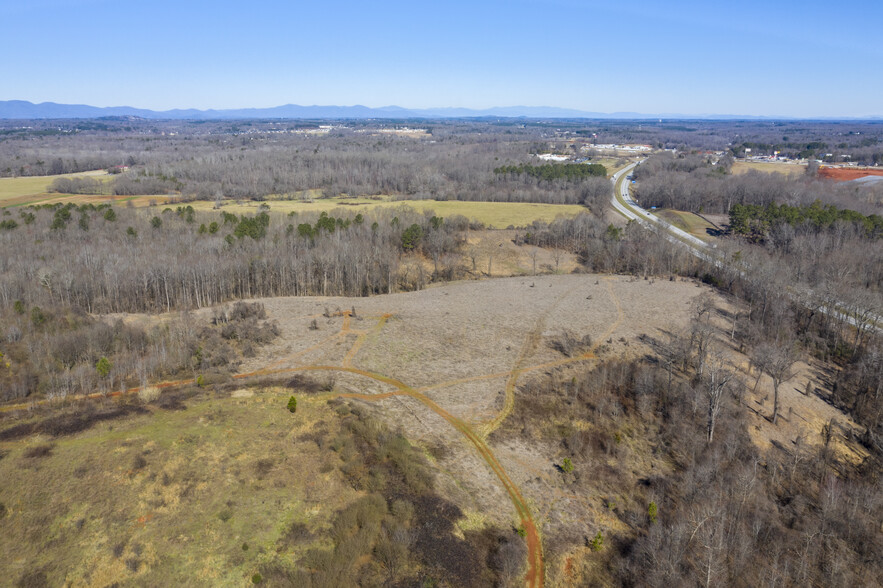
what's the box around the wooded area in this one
[1,118,881,587]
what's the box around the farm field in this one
[0,171,113,207]
[731,160,805,176]
[189,198,589,228]
[1,171,591,227]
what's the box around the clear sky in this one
[2,0,881,117]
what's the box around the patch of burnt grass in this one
[255,405,508,586]
[15,569,49,588]
[154,388,194,411]
[112,541,126,559]
[41,404,149,437]
[286,374,324,395]
[1,403,150,441]
[23,443,55,459]
[275,521,313,554]
[0,422,36,441]
[253,458,274,480]
[132,454,148,471]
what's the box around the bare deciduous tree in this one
[702,348,734,444]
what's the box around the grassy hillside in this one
[0,385,513,587]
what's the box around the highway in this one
[611,160,709,249]
[609,160,880,332]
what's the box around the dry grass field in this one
[0,389,363,586]
[0,173,591,228]
[651,208,720,240]
[731,160,805,177]
[188,198,588,229]
[0,171,113,207]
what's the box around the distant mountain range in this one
[0,100,878,120]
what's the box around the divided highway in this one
[609,160,880,332]
[611,161,708,249]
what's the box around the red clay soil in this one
[819,166,883,181]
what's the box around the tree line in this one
[0,203,464,315]
[493,162,607,180]
[634,152,883,215]
[729,201,883,241]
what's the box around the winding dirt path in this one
[478,284,576,439]
[1,279,633,588]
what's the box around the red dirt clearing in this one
[819,166,883,181]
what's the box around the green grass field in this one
[0,389,360,586]
[652,209,717,240]
[1,171,590,227]
[0,172,114,207]
[593,157,632,176]
[189,198,588,228]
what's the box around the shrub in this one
[561,457,574,473]
[229,301,266,321]
[549,330,593,357]
[590,531,604,551]
[288,396,297,413]
[251,573,262,584]
[648,501,658,524]
[196,374,205,387]
[138,386,160,403]
[96,357,111,378]
[30,306,46,327]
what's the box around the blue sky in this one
[2,0,881,117]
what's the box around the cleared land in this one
[731,160,806,177]
[189,198,589,228]
[591,157,631,176]
[0,171,112,207]
[819,166,883,181]
[1,274,706,587]
[1,274,863,586]
[0,172,591,227]
[651,208,720,240]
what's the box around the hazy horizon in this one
[2,0,882,118]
